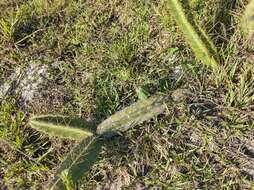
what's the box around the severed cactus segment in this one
[48,136,103,190]
[29,115,94,140]
[96,95,169,135]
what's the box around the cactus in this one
[29,95,169,189]
[96,95,168,135]
[29,115,94,140]
[167,0,219,69]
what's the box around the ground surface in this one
[0,0,254,189]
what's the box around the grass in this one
[0,0,254,189]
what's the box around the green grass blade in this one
[48,136,103,190]
[29,115,94,140]
[167,0,219,69]
[96,95,168,135]
[242,0,254,42]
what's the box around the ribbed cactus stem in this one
[96,95,169,135]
